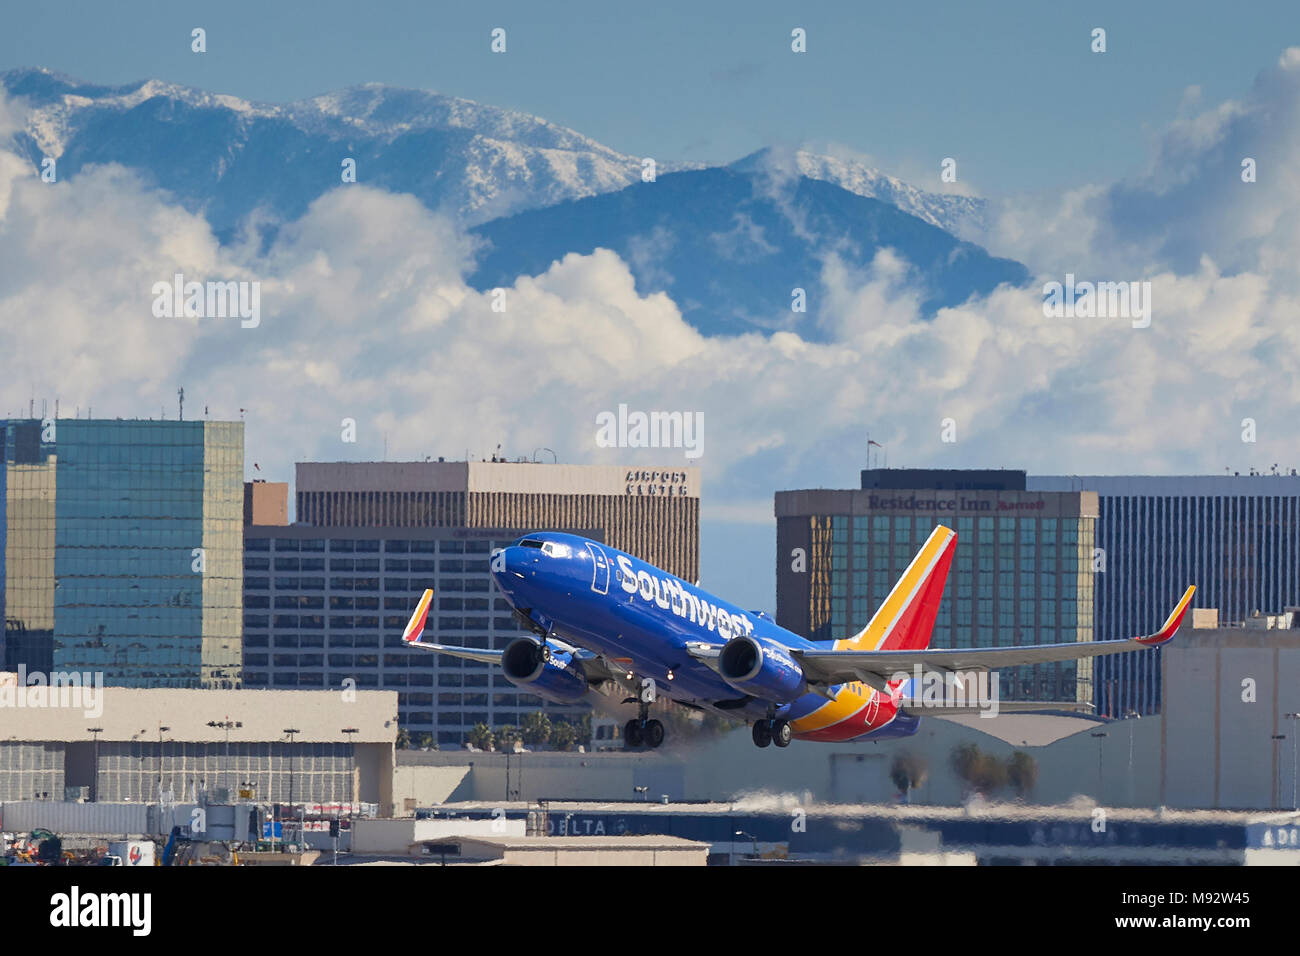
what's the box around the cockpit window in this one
[541,541,571,557]
[520,538,544,549]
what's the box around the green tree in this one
[551,721,577,752]
[521,711,552,746]
[889,751,929,802]
[575,713,593,748]
[1006,751,1038,799]
[416,732,434,750]
[950,743,1006,797]
[468,722,495,752]
[396,728,411,750]
[496,725,519,753]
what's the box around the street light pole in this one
[1286,714,1299,811]
[1091,732,1108,801]
[157,724,170,797]
[283,728,300,850]
[207,718,242,800]
[88,727,104,802]
[1272,734,1287,808]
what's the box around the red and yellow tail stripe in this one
[402,588,434,644]
[790,526,956,739]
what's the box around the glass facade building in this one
[1,418,243,687]
[1028,474,1300,715]
[241,525,592,746]
[776,474,1099,704]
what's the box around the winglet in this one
[1135,585,1196,646]
[402,588,434,644]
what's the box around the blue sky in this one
[2,0,1293,194]
[4,3,1300,611]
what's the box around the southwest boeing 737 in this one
[401,526,1195,749]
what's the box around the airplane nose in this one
[490,546,536,595]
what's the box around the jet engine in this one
[501,637,588,704]
[717,634,806,703]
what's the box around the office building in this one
[1,418,243,687]
[295,461,699,581]
[244,461,701,745]
[776,469,1098,704]
[1028,474,1300,714]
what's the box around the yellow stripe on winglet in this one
[402,588,434,643]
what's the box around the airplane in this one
[401,526,1196,749]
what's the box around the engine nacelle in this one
[717,635,806,703]
[501,637,588,704]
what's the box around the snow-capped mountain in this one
[1,68,1025,339]
[1,67,700,229]
[470,166,1025,339]
[730,147,987,238]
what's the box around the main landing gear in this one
[752,718,792,749]
[623,697,665,749]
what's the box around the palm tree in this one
[468,722,495,752]
[1006,751,1038,799]
[521,711,552,746]
[889,751,929,803]
[496,724,519,753]
[551,721,577,752]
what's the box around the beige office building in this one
[296,461,700,580]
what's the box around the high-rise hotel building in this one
[0,418,243,687]
[243,461,700,745]
[776,469,1098,704]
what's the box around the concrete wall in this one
[400,716,1167,810]
[1164,632,1300,809]
[392,764,473,811]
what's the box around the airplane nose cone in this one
[490,546,536,598]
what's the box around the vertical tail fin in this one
[838,525,956,652]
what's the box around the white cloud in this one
[6,49,1300,529]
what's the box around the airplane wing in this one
[893,699,1096,716]
[791,585,1196,689]
[400,588,634,684]
[400,588,504,664]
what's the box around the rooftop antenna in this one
[178,386,184,421]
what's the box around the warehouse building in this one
[0,683,396,807]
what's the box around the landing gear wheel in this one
[624,719,644,748]
[752,721,772,748]
[644,719,665,749]
[771,720,792,748]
